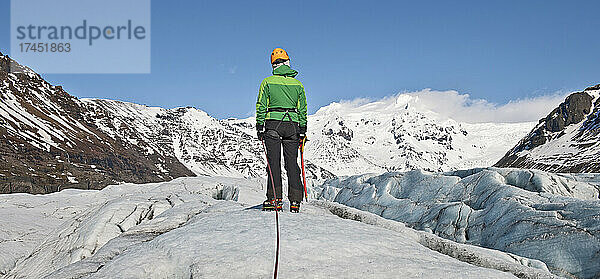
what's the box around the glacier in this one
[316,168,600,278]
[0,174,562,279]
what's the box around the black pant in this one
[264,120,303,202]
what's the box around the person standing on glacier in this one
[256,47,307,213]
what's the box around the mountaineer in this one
[256,47,307,213]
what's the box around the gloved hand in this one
[257,124,265,141]
[298,126,307,145]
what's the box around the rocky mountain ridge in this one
[496,84,600,172]
[0,52,193,193]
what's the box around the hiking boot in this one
[262,199,283,211]
[290,201,300,213]
[262,199,275,211]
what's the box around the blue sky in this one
[1,0,599,119]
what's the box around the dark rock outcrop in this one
[495,85,600,172]
[0,54,194,194]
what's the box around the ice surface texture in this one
[317,168,600,278]
[0,175,555,279]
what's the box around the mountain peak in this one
[0,52,38,76]
[584,83,600,92]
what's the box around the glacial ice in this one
[0,175,558,279]
[316,168,600,278]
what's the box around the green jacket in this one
[256,65,307,127]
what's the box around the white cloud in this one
[406,89,568,123]
[329,89,569,123]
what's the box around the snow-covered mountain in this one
[496,85,600,172]
[81,99,337,185]
[1,52,535,193]
[83,95,535,184]
[82,99,264,178]
[303,93,536,175]
[0,52,193,194]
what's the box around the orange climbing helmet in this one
[270,48,290,64]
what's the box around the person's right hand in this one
[298,126,307,146]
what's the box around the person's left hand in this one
[257,124,265,141]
